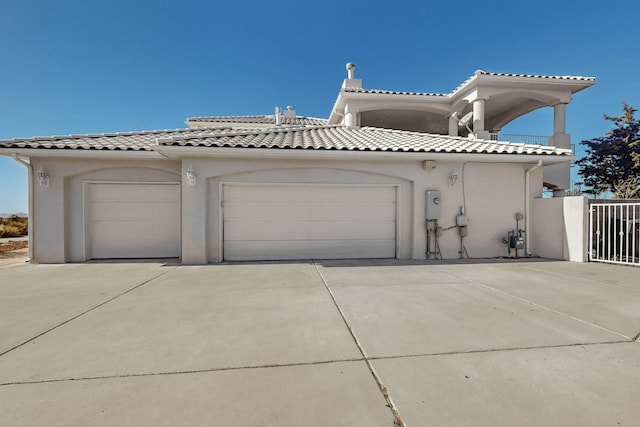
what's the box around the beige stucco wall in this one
[182,156,542,263]
[563,196,589,262]
[531,197,565,260]
[30,154,546,264]
[30,158,180,263]
[530,196,588,262]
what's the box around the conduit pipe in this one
[11,154,33,261]
[524,160,543,256]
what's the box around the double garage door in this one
[88,183,180,259]
[222,184,397,261]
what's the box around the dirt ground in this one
[0,240,28,255]
[0,241,29,267]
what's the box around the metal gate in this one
[589,201,640,266]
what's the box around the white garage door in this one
[222,184,397,261]
[89,183,180,259]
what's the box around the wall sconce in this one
[36,166,49,187]
[449,170,459,187]
[185,164,197,187]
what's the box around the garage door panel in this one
[224,220,395,241]
[92,201,179,220]
[308,220,395,239]
[91,184,178,202]
[92,202,149,220]
[154,203,181,219]
[89,183,180,259]
[225,185,393,201]
[223,184,397,261]
[91,223,124,242]
[224,202,311,219]
[227,201,396,220]
[224,239,396,261]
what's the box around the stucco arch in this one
[200,161,416,263]
[67,164,180,180]
[208,165,414,184]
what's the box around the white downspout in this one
[525,160,543,256]
[11,154,33,262]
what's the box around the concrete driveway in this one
[1,259,639,426]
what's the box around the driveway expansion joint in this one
[437,268,632,341]
[475,282,632,340]
[366,340,632,362]
[519,264,640,292]
[0,357,366,387]
[313,262,406,427]
[0,266,177,358]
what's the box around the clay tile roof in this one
[0,128,233,151]
[344,72,596,99]
[0,125,571,157]
[450,71,596,95]
[185,115,328,126]
[157,125,572,156]
[476,71,596,81]
[343,87,447,97]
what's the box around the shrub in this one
[0,216,28,237]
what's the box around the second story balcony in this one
[328,65,595,194]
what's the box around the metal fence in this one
[589,201,640,266]
[489,133,552,146]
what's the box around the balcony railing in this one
[489,133,576,158]
[489,133,552,146]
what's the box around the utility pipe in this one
[11,154,33,261]
[524,160,543,256]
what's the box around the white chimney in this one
[342,62,362,89]
[283,105,296,119]
[346,62,355,79]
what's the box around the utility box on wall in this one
[425,190,441,220]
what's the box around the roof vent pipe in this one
[275,106,282,125]
[346,62,355,79]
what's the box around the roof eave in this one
[0,148,166,160]
[450,72,597,100]
[153,145,572,164]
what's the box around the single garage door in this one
[222,184,397,261]
[88,183,180,259]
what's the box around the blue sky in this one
[1,0,639,213]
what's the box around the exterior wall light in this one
[36,166,49,187]
[185,165,197,187]
[449,170,459,187]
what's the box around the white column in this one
[553,103,567,136]
[449,115,459,136]
[345,112,356,128]
[344,104,359,128]
[552,103,570,149]
[472,99,489,139]
[548,102,571,196]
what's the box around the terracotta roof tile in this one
[477,71,596,81]
[159,126,572,156]
[186,115,328,126]
[0,125,571,157]
[0,128,232,151]
[344,72,595,99]
[450,70,596,95]
[343,88,447,97]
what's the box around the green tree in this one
[576,103,640,197]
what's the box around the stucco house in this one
[0,64,595,264]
